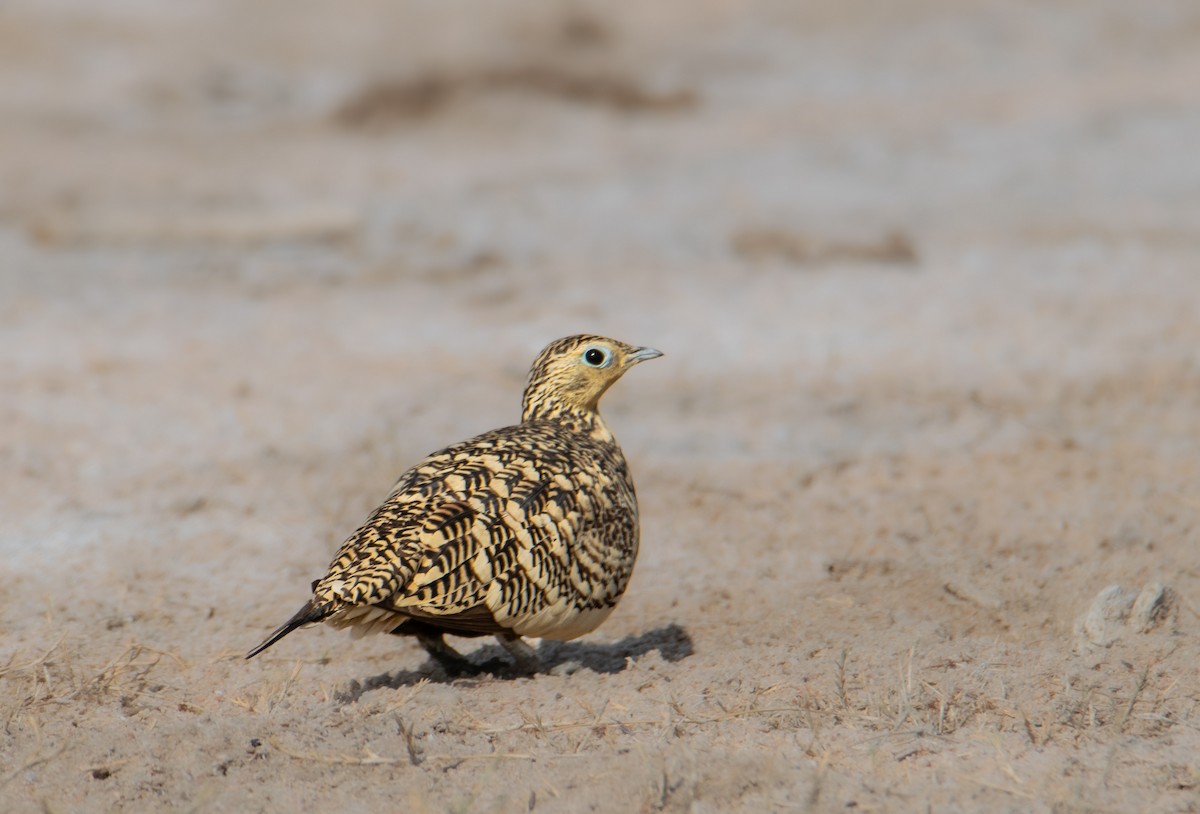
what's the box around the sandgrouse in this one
[247,334,661,673]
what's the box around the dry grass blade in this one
[269,738,409,766]
[834,649,850,710]
[472,702,810,737]
[230,662,307,715]
[958,773,1036,800]
[394,715,423,766]
[269,738,539,765]
[382,678,428,714]
[72,644,162,701]
[0,634,66,679]
[270,662,303,715]
[1117,666,1150,733]
[137,645,189,670]
[981,731,1023,786]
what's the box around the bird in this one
[246,334,662,674]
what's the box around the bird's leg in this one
[416,631,476,676]
[497,633,541,674]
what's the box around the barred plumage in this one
[247,334,662,673]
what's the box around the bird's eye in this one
[582,347,610,368]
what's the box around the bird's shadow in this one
[336,623,694,704]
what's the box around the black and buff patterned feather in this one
[247,334,661,670]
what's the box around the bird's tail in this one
[245,599,333,659]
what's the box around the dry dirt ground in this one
[3,1,1200,812]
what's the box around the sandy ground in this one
[3,1,1200,811]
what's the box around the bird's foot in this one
[498,634,541,675]
[416,632,479,677]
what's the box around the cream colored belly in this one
[510,603,616,641]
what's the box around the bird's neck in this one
[521,399,614,442]
[521,386,593,421]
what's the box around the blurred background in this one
[5,0,1200,554]
[6,0,1199,545]
[4,0,1200,567]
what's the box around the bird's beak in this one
[626,346,663,365]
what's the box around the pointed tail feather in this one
[246,600,332,659]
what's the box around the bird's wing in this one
[317,452,570,591]
[397,467,562,615]
[312,435,527,605]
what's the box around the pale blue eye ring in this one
[582,346,611,367]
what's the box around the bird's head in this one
[521,334,662,421]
